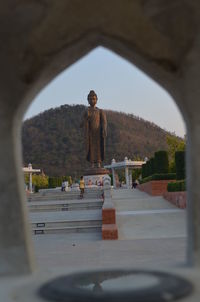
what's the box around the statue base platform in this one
[83,168,110,186]
[83,174,107,186]
[84,167,109,176]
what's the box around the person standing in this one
[79,176,85,199]
[61,181,65,191]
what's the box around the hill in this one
[22,104,180,177]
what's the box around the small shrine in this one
[104,157,145,188]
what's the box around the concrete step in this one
[32,218,102,229]
[28,199,103,212]
[28,190,103,202]
[32,225,102,235]
[30,209,102,235]
[39,187,102,194]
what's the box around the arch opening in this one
[22,45,188,272]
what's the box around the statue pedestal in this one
[83,168,110,186]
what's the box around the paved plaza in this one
[32,188,187,273]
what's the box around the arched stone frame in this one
[0,0,200,278]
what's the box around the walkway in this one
[113,189,186,240]
[32,188,187,273]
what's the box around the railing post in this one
[102,175,118,239]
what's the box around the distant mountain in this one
[22,104,181,177]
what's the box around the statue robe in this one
[83,107,107,164]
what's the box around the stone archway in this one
[0,0,200,277]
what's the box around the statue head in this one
[87,90,98,107]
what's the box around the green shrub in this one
[167,180,186,192]
[32,174,48,191]
[151,173,176,180]
[175,151,185,180]
[150,157,155,175]
[48,177,57,188]
[142,163,147,178]
[140,173,176,184]
[154,150,169,174]
[48,176,72,188]
[146,161,151,177]
[181,180,186,191]
[48,177,61,188]
[167,182,177,192]
[139,175,152,184]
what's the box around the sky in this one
[25,47,185,137]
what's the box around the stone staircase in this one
[28,188,103,235]
[31,210,102,235]
[28,199,103,212]
[28,187,103,202]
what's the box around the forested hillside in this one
[22,105,181,177]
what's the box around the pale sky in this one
[25,47,185,137]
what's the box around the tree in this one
[166,135,185,172]
[24,173,29,185]
[24,173,49,192]
[166,135,185,161]
[32,174,48,191]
